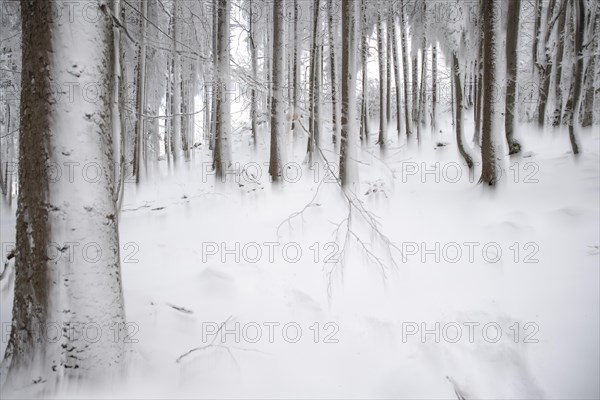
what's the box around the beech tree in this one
[2,0,125,386]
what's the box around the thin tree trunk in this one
[399,0,412,138]
[453,52,474,168]
[377,11,386,146]
[172,3,182,165]
[328,0,339,145]
[360,0,369,143]
[249,0,258,146]
[292,0,299,134]
[390,13,402,138]
[431,44,437,131]
[506,0,521,155]
[552,0,568,126]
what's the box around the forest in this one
[0,0,599,398]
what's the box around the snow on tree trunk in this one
[340,0,357,187]
[552,0,568,126]
[214,0,233,177]
[453,52,474,169]
[390,12,402,138]
[269,0,284,181]
[479,0,500,186]
[377,11,386,146]
[359,0,369,144]
[328,0,339,145]
[133,0,148,183]
[399,0,412,138]
[171,3,182,166]
[505,0,522,155]
[306,0,321,163]
[564,0,584,155]
[2,0,125,388]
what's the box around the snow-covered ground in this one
[1,121,599,399]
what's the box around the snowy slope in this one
[1,122,599,399]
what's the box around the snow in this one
[2,117,597,398]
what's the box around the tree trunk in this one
[269,0,284,181]
[133,0,148,184]
[537,0,558,127]
[249,0,258,146]
[292,0,299,134]
[552,0,568,126]
[214,0,232,176]
[506,0,521,155]
[340,0,356,187]
[453,53,474,168]
[473,30,483,146]
[390,13,402,138]
[171,3,182,165]
[377,11,386,146]
[3,0,125,386]
[307,0,320,162]
[399,0,412,138]
[479,0,500,185]
[328,0,339,145]
[564,0,584,155]
[386,10,392,126]
[431,44,437,131]
[579,12,598,127]
[360,0,369,143]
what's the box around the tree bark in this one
[377,11,386,146]
[506,0,521,155]
[453,52,474,168]
[398,0,412,138]
[269,0,284,181]
[479,0,500,185]
[3,0,125,386]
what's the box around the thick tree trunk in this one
[3,0,125,387]
[269,0,284,181]
[307,0,320,162]
[564,0,584,155]
[506,0,521,155]
[340,0,355,187]
[214,0,232,176]
[479,0,500,185]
